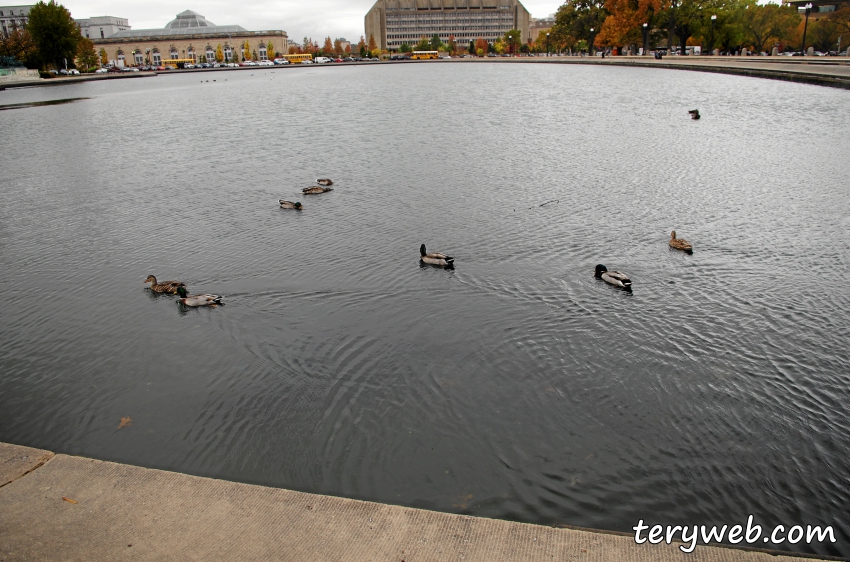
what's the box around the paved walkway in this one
[455,55,850,89]
[0,442,829,561]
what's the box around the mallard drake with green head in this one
[669,231,693,254]
[279,200,303,210]
[302,186,333,194]
[144,275,186,294]
[420,244,454,267]
[594,264,632,291]
[176,286,224,307]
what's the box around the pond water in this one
[1,63,848,557]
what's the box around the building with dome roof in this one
[91,9,288,67]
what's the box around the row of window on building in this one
[116,44,272,65]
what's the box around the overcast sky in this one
[63,0,561,45]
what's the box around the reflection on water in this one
[0,97,89,111]
[0,64,848,557]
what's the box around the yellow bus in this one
[282,53,314,64]
[411,51,439,60]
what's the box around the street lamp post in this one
[546,32,550,57]
[642,23,649,55]
[801,3,812,54]
[709,15,716,55]
[589,28,595,56]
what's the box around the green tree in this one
[828,4,850,35]
[430,33,443,50]
[215,43,224,62]
[469,39,475,54]
[415,36,432,51]
[745,2,800,51]
[26,0,80,69]
[550,0,607,54]
[75,36,97,70]
[400,42,412,53]
[503,29,521,53]
[808,17,843,51]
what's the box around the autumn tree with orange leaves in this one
[596,0,662,51]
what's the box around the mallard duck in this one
[144,275,186,294]
[688,109,700,120]
[669,231,693,254]
[302,186,333,194]
[594,264,632,290]
[420,244,454,267]
[175,286,224,307]
[279,200,303,210]
[316,178,333,186]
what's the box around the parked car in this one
[59,68,69,75]
[258,60,273,66]
[344,57,355,62]
[108,66,122,73]
[273,58,290,65]
[95,68,108,73]
[121,66,139,72]
[68,69,80,75]
[301,59,313,64]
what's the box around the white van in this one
[314,57,332,64]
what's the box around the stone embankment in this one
[0,442,830,561]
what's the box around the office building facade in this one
[0,4,31,37]
[365,0,530,51]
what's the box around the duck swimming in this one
[302,186,333,194]
[316,179,334,186]
[420,244,454,267]
[668,231,693,254]
[688,109,701,120]
[279,200,303,210]
[144,275,186,294]
[175,286,224,307]
[594,264,632,291]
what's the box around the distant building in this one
[76,16,131,40]
[783,0,850,19]
[92,10,288,66]
[337,38,352,52]
[365,0,530,52]
[528,15,554,44]
[0,4,32,37]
